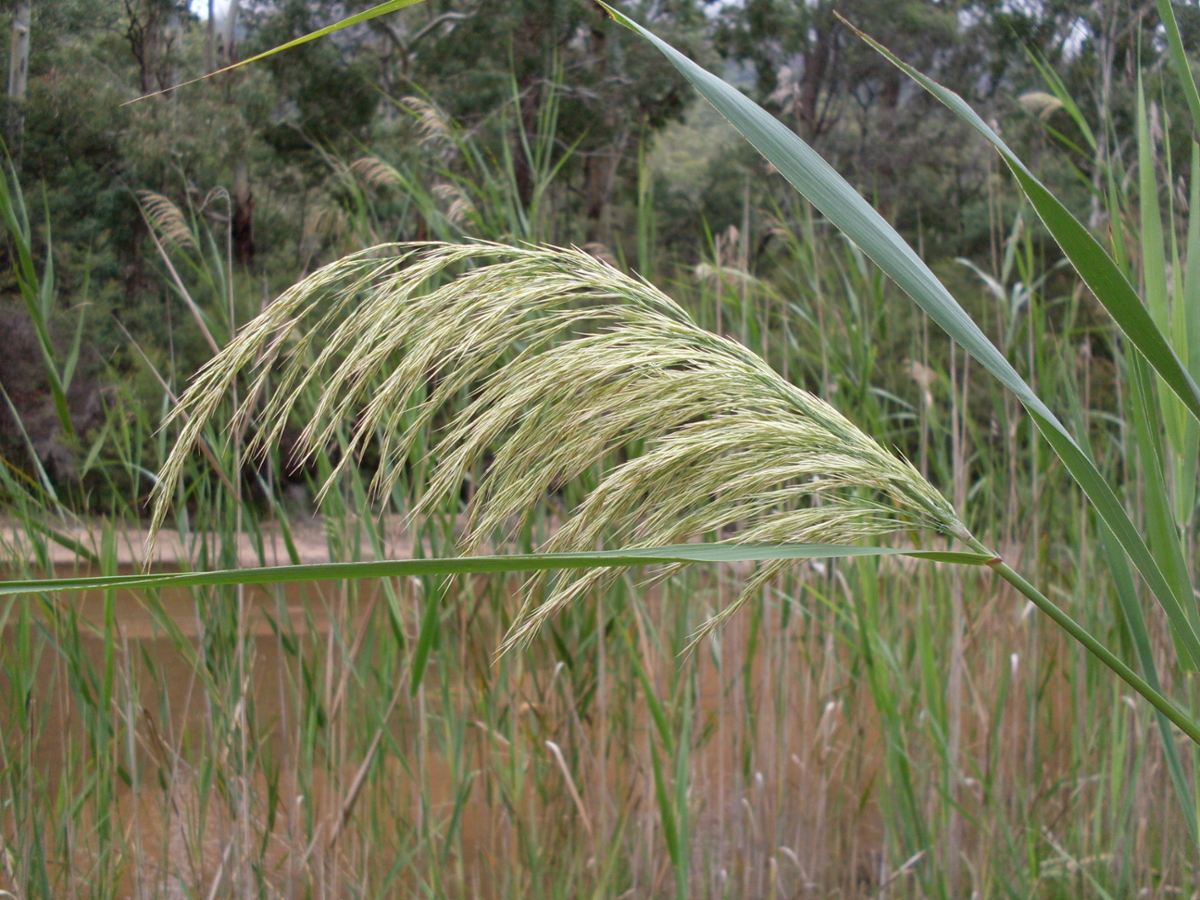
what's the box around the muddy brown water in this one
[2,565,428,897]
[4,559,664,898]
[1,520,417,788]
[15,574,345,769]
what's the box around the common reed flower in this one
[151,242,972,649]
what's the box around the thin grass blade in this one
[1156,0,1200,138]
[410,578,444,696]
[1179,145,1200,523]
[1025,50,1096,151]
[0,543,994,597]
[0,163,74,438]
[602,4,1200,671]
[1127,351,1199,662]
[1098,519,1199,843]
[1136,81,1187,457]
[125,0,428,103]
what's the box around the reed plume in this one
[150,242,971,649]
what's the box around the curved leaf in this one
[598,2,1200,670]
[843,18,1200,431]
[126,0,428,103]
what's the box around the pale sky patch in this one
[189,0,233,21]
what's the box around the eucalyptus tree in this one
[5,0,29,156]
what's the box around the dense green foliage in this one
[3,0,1191,505]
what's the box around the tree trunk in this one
[584,130,629,245]
[798,13,834,140]
[583,22,622,244]
[510,2,549,212]
[205,0,214,73]
[221,0,238,66]
[7,0,31,159]
[512,76,540,209]
[232,154,255,267]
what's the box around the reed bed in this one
[2,531,1186,899]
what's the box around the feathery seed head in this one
[400,97,456,158]
[150,242,969,651]
[138,191,196,250]
[351,157,406,190]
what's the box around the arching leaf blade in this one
[125,0,428,103]
[596,2,1200,670]
[1156,0,1200,139]
[0,543,994,597]
[845,19,1200,431]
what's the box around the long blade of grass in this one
[0,543,993,596]
[1155,0,1200,139]
[125,0,428,103]
[410,577,444,696]
[1180,144,1200,523]
[841,19,1200,431]
[1136,80,1188,462]
[601,5,1200,672]
[621,623,674,756]
[1025,50,1096,152]
[0,384,62,510]
[1127,350,1199,663]
[1128,86,1200,652]
[1063,373,1200,841]
[1098,518,1199,843]
[19,520,100,567]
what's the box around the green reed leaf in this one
[1137,79,1187,460]
[600,4,1200,673]
[844,20,1200,432]
[1156,0,1200,139]
[0,543,993,597]
[125,0,427,103]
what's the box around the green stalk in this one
[985,557,1200,747]
[0,544,991,598]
